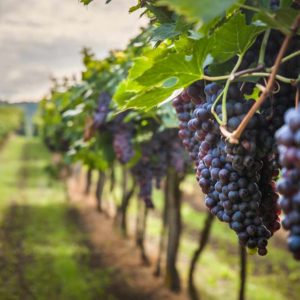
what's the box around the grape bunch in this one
[214,89,279,255]
[258,157,281,236]
[276,108,300,260]
[132,129,189,208]
[113,124,135,164]
[172,82,204,165]
[131,146,154,208]
[173,81,283,255]
[93,92,111,129]
[154,129,189,178]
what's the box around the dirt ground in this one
[67,173,189,300]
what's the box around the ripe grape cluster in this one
[113,124,135,164]
[172,86,202,165]
[258,158,281,236]
[131,146,154,208]
[132,129,189,208]
[173,81,284,255]
[276,108,300,260]
[93,92,111,129]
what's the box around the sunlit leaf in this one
[157,0,239,23]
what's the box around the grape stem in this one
[221,54,245,125]
[237,3,261,13]
[211,89,225,125]
[296,87,299,110]
[203,71,296,84]
[240,72,296,84]
[211,54,244,125]
[258,29,270,65]
[233,64,265,78]
[221,13,300,144]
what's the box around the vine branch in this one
[296,87,299,110]
[221,13,300,144]
[233,65,265,79]
[211,55,244,125]
[241,72,296,84]
[211,90,225,125]
[221,54,245,125]
[258,29,270,65]
[203,70,296,84]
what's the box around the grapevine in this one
[38,1,300,300]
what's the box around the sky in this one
[0,0,147,102]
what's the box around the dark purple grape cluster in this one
[258,157,281,235]
[113,124,135,164]
[172,82,205,165]
[276,108,300,260]
[132,129,189,208]
[215,90,279,255]
[93,92,111,129]
[147,134,168,189]
[131,146,154,208]
[192,83,222,191]
[173,81,283,255]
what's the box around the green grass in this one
[0,136,115,300]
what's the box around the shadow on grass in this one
[0,203,115,300]
[0,203,169,300]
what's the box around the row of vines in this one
[0,105,23,144]
[39,1,300,299]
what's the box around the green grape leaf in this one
[123,87,177,110]
[135,53,199,87]
[254,7,299,34]
[157,0,239,23]
[145,4,174,23]
[136,37,212,87]
[150,23,181,42]
[129,3,142,13]
[212,13,265,63]
[116,37,212,110]
[113,47,169,106]
[128,46,169,80]
[208,58,236,76]
[113,79,143,106]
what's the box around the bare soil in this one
[67,174,189,300]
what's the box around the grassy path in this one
[0,137,115,300]
[1,136,300,300]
